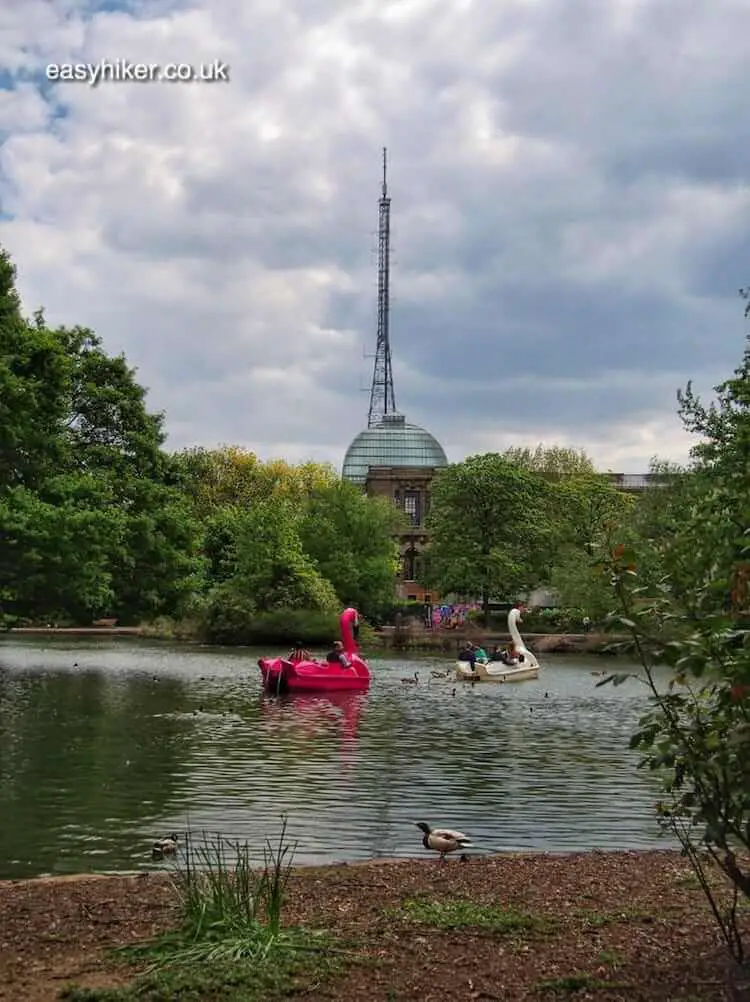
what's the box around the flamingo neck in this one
[340,610,358,655]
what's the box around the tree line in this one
[0,248,403,641]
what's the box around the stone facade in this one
[364,465,436,601]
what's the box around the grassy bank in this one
[2,842,748,1001]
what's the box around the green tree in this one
[51,324,202,623]
[619,460,702,610]
[546,475,635,620]
[502,445,626,589]
[0,478,124,625]
[298,480,403,618]
[172,446,338,517]
[502,444,596,478]
[0,248,202,626]
[423,454,551,622]
[0,257,69,490]
[232,500,338,614]
[599,327,750,963]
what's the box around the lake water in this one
[0,637,672,879]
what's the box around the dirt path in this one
[1,852,748,1001]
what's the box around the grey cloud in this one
[2,0,749,473]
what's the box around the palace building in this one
[341,150,656,601]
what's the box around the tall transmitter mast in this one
[367,147,397,427]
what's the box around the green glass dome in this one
[342,413,448,485]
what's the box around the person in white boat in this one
[488,644,514,665]
[473,644,489,663]
[457,643,477,668]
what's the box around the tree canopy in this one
[0,246,401,636]
[423,453,552,619]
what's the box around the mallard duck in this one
[414,821,472,861]
[401,671,419,684]
[431,670,448,679]
[152,832,179,857]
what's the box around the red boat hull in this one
[258,655,370,693]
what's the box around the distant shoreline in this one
[5,626,145,635]
[2,625,623,654]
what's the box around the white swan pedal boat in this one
[455,660,539,683]
[455,606,540,683]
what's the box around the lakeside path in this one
[1,851,748,1001]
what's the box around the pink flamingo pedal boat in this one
[258,607,370,693]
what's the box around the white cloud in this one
[1,0,749,474]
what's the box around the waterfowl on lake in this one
[401,672,419,684]
[152,833,178,857]
[431,670,448,679]
[414,821,472,861]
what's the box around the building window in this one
[402,548,419,581]
[403,490,421,526]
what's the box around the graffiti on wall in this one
[427,603,481,629]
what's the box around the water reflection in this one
[260,691,366,770]
[0,637,673,878]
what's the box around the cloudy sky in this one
[2,0,749,473]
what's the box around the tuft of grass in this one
[164,818,297,963]
[536,972,632,994]
[60,950,331,1001]
[396,897,558,935]
[60,817,351,1002]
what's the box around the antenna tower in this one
[367,147,397,427]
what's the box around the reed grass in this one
[61,817,348,1000]
[156,815,302,966]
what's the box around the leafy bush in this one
[240,609,341,646]
[522,607,591,632]
[199,587,339,646]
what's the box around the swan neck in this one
[508,610,523,647]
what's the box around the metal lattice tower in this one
[367,147,397,427]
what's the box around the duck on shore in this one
[152,833,179,858]
[414,821,472,861]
